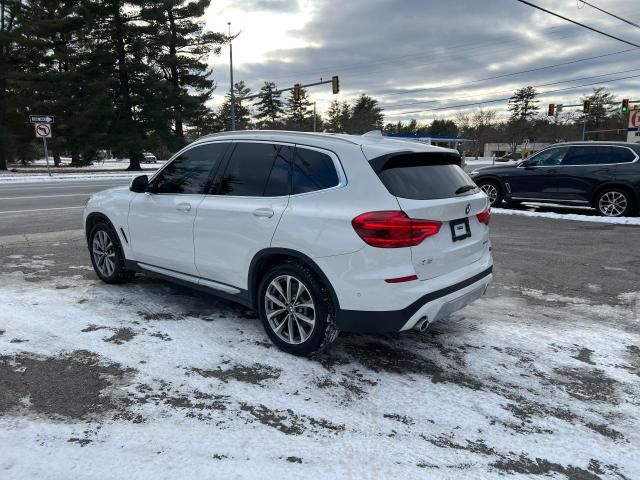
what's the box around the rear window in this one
[369,152,477,200]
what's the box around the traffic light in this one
[622,98,629,113]
[293,84,301,101]
[583,100,591,113]
[547,104,555,116]
[332,75,339,94]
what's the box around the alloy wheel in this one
[264,275,316,345]
[480,183,498,204]
[598,191,628,217]
[92,230,116,277]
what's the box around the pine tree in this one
[139,0,225,150]
[285,86,313,131]
[254,81,284,129]
[219,80,252,130]
[349,94,383,134]
[508,86,539,122]
[325,100,350,133]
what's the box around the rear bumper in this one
[335,267,493,333]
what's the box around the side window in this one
[218,142,291,197]
[563,146,607,166]
[292,147,340,194]
[609,147,636,164]
[153,143,228,194]
[528,147,569,167]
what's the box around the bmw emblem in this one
[465,204,471,215]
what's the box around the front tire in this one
[595,188,634,217]
[89,222,130,284]
[257,262,338,356]
[477,180,503,207]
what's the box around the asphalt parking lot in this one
[1,201,639,478]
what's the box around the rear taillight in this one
[352,211,441,248]
[476,206,491,225]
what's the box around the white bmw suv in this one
[84,131,493,356]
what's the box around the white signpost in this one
[628,110,640,144]
[33,120,53,176]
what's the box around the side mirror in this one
[130,175,149,193]
[522,161,535,169]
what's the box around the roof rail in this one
[195,129,359,145]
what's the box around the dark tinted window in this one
[609,147,636,164]
[528,147,569,166]
[219,142,291,197]
[563,146,621,166]
[292,148,340,194]
[153,143,228,194]
[370,152,476,200]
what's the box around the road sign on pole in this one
[29,115,54,124]
[34,123,53,176]
[628,110,640,144]
[35,123,52,138]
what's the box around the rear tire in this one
[257,262,338,357]
[89,222,131,284]
[595,188,634,217]
[477,180,503,207]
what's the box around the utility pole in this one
[228,22,235,131]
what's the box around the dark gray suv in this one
[470,141,640,217]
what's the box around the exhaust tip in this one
[414,316,429,332]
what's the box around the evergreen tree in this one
[219,80,252,130]
[285,86,313,130]
[139,0,225,150]
[254,81,284,129]
[508,86,539,122]
[325,100,350,132]
[430,119,458,137]
[581,87,617,129]
[349,94,383,134]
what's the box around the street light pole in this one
[228,22,235,131]
[313,102,317,132]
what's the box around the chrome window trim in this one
[517,145,639,169]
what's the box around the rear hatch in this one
[368,151,489,280]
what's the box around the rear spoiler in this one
[368,151,463,174]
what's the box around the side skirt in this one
[125,260,253,309]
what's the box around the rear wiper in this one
[455,185,477,195]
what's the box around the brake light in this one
[476,206,491,225]
[352,211,441,248]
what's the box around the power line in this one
[390,72,640,116]
[383,66,640,109]
[577,1,640,30]
[513,0,640,48]
[378,47,638,98]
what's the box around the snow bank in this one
[493,207,640,225]
[0,172,151,184]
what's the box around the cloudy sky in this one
[203,0,640,124]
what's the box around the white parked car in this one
[142,152,157,163]
[84,131,493,356]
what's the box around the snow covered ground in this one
[1,248,639,479]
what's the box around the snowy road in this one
[0,229,639,479]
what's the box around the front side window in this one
[152,143,228,194]
[527,147,569,167]
[292,147,340,194]
[218,142,292,197]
